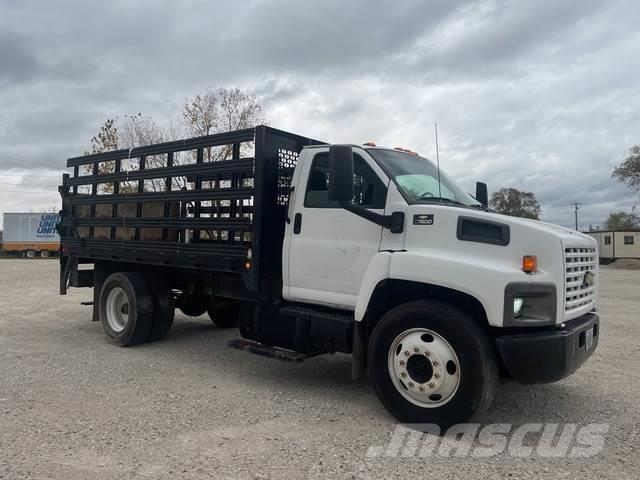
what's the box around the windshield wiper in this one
[417,196,469,207]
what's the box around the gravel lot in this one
[0,259,638,479]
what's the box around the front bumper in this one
[495,312,599,384]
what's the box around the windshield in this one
[368,149,481,207]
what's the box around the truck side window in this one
[304,153,387,209]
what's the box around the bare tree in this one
[85,115,181,192]
[119,113,179,191]
[85,118,118,155]
[120,113,166,151]
[83,119,119,192]
[182,87,264,161]
[82,87,265,198]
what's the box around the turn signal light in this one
[522,255,537,274]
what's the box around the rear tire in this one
[178,296,208,317]
[207,301,239,328]
[40,250,50,258]
[145,278,175,342]
[99,272,154,347]
[368,300,498,429]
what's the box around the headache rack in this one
[58,125,324,293]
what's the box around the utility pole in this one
[434,123,442,199]
[570,203,582,231]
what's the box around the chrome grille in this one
[564,247,597,312]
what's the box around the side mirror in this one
[475,181,488,206]
[328,145,354,202]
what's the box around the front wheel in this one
[368,300,498,429]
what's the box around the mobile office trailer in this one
[59,125,600,428]
[2,212,60,257]
[587,230,640,260]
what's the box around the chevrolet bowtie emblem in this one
[583,271,595,287]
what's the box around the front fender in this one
[354,252,392,321]
[355,250,546,326]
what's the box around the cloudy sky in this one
[1,0,639,229]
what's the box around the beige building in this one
[586,230,640,259]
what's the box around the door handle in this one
[293,213,302,234]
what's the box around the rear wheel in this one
[145,279,175,342]
[178,295,208,317]
[99,272,154,346]
[368,300,497,429]
[40,250,50,258]
[207,301,239,328]
[25,250,36,259]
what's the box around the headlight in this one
[513,298,524,318]
[504,283,557,327]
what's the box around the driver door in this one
[284,149,388,309]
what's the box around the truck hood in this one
[484,212,596,247]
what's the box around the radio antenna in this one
[435,122,442,199]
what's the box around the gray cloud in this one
[0,30,42,85]
[0,0,639,228]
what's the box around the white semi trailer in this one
[2,212,60,258]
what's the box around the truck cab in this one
[278,142,599,424]
[58,126,599,428]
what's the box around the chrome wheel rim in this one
[106,287,129,333]
[387,328,461,408]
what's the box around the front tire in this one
[368,300,497,429]
[99,272,154,346]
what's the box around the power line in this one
[0,189,58,194]
[0,173,62,179]
[0,152,63,169]
[0,156,64,172]
[0,182,59,187]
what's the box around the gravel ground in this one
[0,259,638,479]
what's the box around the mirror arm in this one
[340,202,404,234]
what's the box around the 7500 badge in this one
[413,214,434,225]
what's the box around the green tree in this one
[605,210,639,229]
[490,187,541,219]
[612,145,640,191]
[610,145,640,230]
